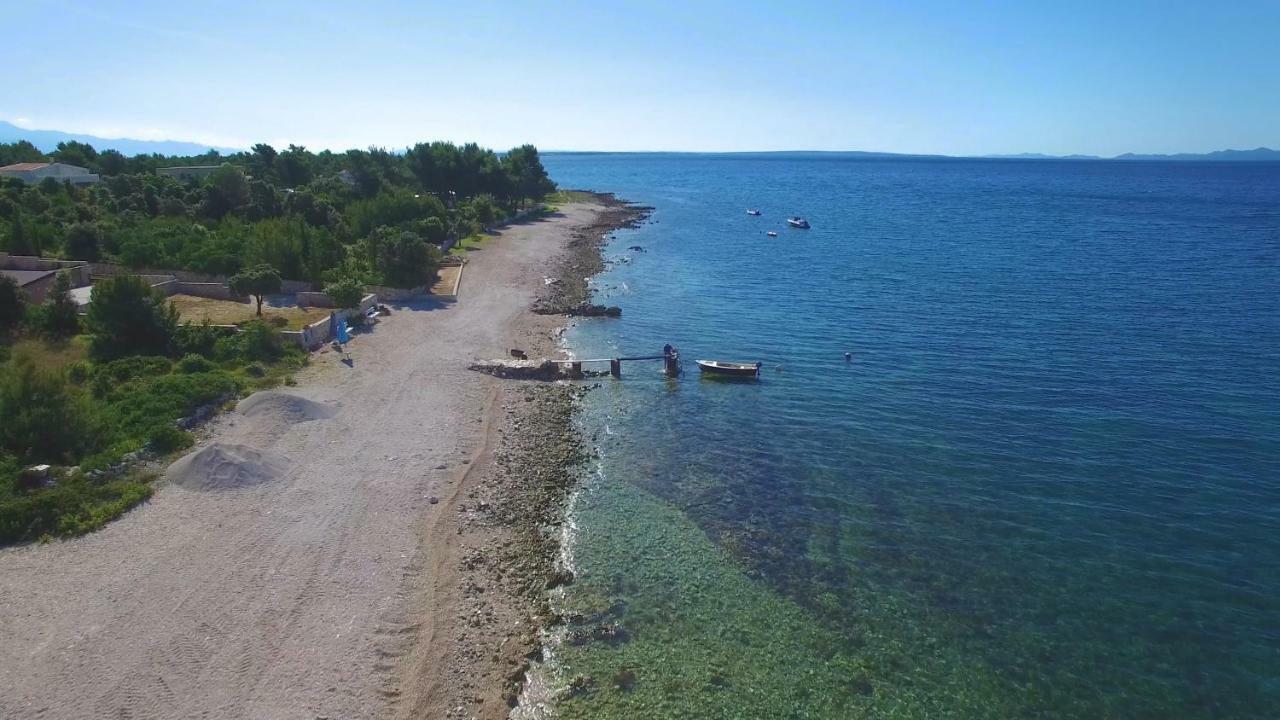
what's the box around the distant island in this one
[984,148,1280,162]
[4,119,1278,162]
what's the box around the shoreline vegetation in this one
[0,136,557,545]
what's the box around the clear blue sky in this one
[2,0,1277,155]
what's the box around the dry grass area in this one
[168,294,331,330]
[3,334,90,370]
[431,265,462,296]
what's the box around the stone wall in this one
[0,254,91,288]
[365,284,429,302]
[89,261,313,294]
[280,294,377,348]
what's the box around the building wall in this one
[20,273,59,303]
[0,254,91,291]
[0,163,101,185]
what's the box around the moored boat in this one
[696,359,762,377]
[766,231,778,237]
[746,208,762,216]
[787,217,811,229]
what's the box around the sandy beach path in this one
[0,202,600,720]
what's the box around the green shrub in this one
[66,361,91,384]
[0,360,95,464]
[213,320,282,364]
[244,362,267,377]
[323,277,364,309]
[175,354,215,373]
[0,470,154,544]
[97,370,239,446]
[173,321,223,358]
[94,355,172,384]
[147,425,193,454]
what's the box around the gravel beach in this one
[0,196,644,720]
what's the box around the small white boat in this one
[766,231,778,237]
[697,359,762,377]
[746,209,762,216]
[787,217,811,229]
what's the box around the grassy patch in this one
[545,190,595,205]
[6,335,90,371]
[448,232,490,256]
[430,265,462,295]
[167,294,330,331]
[0,467,155,544]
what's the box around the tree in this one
[0,140,46,166]
[200,164,250,219]
[97,149,127,176]
[0,275,24,335]
[52,140,98,169]
[40,272,80,338]
[366,227,440,288]
[228,264,282,316]
[86,274,178,359]
[64,221,103,261]
[503,145,555,207]
[277,145,312,187]
[323,277,364,309]
[4,213,39,256]
[251,143,278,179]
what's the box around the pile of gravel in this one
[165,443,290,491]
[236,391,336,423]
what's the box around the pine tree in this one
[41,272,80,338]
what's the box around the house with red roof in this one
[0,161,99,185]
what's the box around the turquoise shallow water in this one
[541,154,1280,718]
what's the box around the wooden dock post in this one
[570,361,583,379]
[609,359,622,378]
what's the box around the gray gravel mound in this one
[236,391,336,423]
[165,443,290,491]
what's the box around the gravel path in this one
[0,203,601,720]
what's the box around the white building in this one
[0,162,99,185]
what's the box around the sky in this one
[2,0,1278,156]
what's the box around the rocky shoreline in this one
[532,192,652,317]
[437,192,649,719]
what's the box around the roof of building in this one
[70,285,94,307]
[0,162,52,172]
[0,268,57,286]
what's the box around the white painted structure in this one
[0,162,99,185]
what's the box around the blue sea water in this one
[539,153,1280,718]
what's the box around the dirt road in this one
[0,203,600,719]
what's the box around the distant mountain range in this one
[3,119,1277,162]
[983,147,1280,161]
[0,120,238,157]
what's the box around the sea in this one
[537,153,1280,719]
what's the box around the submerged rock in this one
[566,304,621,318]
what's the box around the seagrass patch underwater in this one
[543,153,1280,719]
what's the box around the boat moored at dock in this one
[696,359,763,377]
